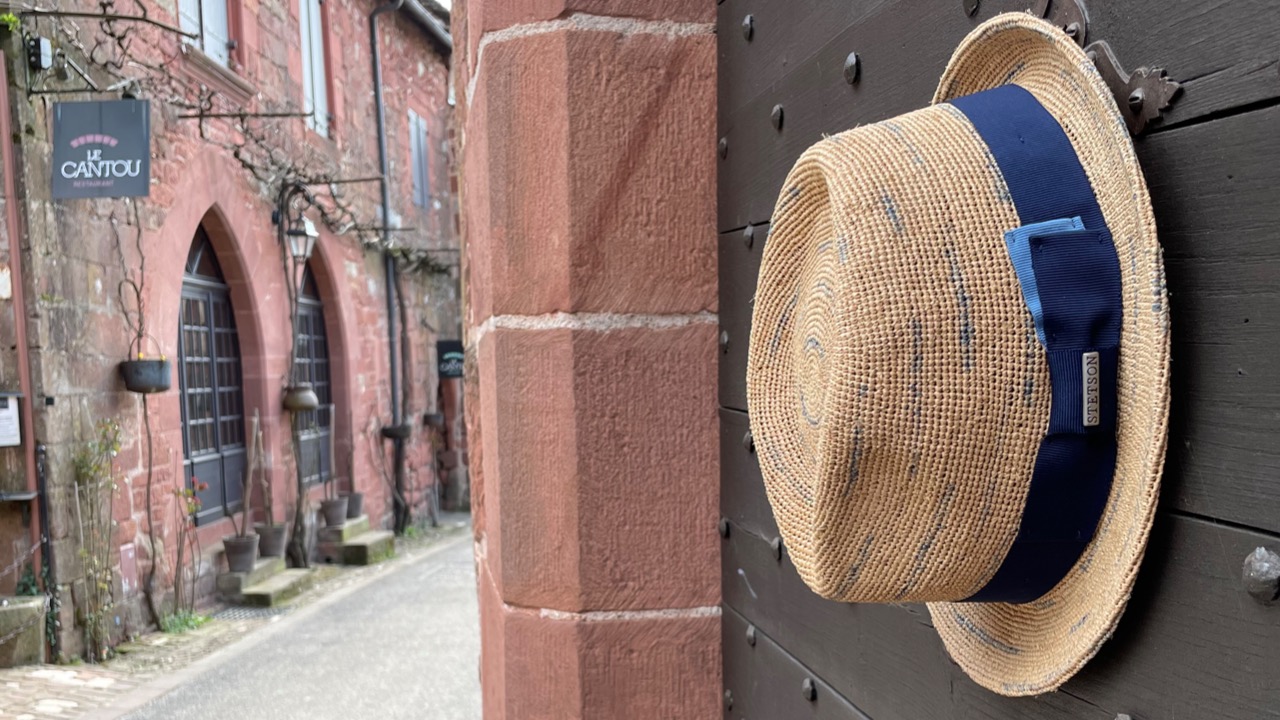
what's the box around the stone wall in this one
[454,1,721,716]
[0,0,457,658]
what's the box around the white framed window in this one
[409,110,429,207]
[179,0,232,66]
[299,0,330,136]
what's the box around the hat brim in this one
[926,13,1171,695]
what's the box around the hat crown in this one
[752,101,1048,603]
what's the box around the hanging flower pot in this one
[119,359,171,394]
[223,534,260,573]
[282,383,320,412]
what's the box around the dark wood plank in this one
[720,408,778,541]
[717,0,893,130]
[718,0,964,230]
[1136,105,1280,533]
[717,0,1280,231]
[723,606,873,720]
[1060,512,1280,719]
[1090,1,1280,132]
[723,506,1280,718]
[718,225,764,412]
[722,523,1110,719]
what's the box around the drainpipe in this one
[0,54,48,634]
[371,0,408,533]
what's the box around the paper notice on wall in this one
[0,398,21,447]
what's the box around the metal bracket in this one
[1085,41,1181,135]
[1029,0,1181,134]
[1033,0,1089,46]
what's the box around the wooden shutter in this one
[201,0,231,65]
[178,0,201,40]
[410,111,427,207]
[299,0,330,136]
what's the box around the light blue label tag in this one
[1003,216,1084,347]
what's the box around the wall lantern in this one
[287,216,319,261]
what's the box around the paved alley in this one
[117,534,480,720]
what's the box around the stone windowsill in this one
[179,45,256,108]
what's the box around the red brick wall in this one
[454,2,721,716]
[4,0,456,657]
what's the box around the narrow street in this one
[117,534,480,720]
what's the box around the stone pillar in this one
[454,1,719,717]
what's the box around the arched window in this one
[294,266,332,484]
[178,227,247,524]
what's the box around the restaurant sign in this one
[52,100,151,199]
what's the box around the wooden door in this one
[717,2,1280,718]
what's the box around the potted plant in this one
[223,412,260,573]
[338,413,362,518]
[341,483,363,519]
[119,335,171,394]
[317,406,348,526]
[245,410,288,557]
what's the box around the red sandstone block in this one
[477,328,576,607]
[571,325,719,609]
[493,600,721,720]
[467,28,716,316]
[472,0,713,62]
[576,613,720,719]
[481,324,719,612]
[478,557,508,719]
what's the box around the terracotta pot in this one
[282,383,320,412]
[254,523,288,558]
[341,492,364,519]
[320,497,349,527]
[119,359,171,394]
[223,534,260,573]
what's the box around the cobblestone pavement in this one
[121,528,481,720]
[0,517,471,720]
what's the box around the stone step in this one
[216,557,286,600]
[0,596,46,667]
[240,569,315,607]
[318,530,396,566]
[316,514,370,544]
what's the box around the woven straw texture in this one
[745,13,1170,696]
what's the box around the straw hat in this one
[746,13,1170,696]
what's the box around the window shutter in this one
[202,0,231,65]
[299,0,315,130]
[427,116,437,203]
[308,0,329,136]
[179,0,201,40]
[410,111,425,207]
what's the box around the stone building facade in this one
[0,0,460,660]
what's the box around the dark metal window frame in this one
[177,231,247,525]
[294,266,333,486]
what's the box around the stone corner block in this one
[481,324,719,612]
[466,26,715,316]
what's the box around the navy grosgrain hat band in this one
[950,85,1123,603]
